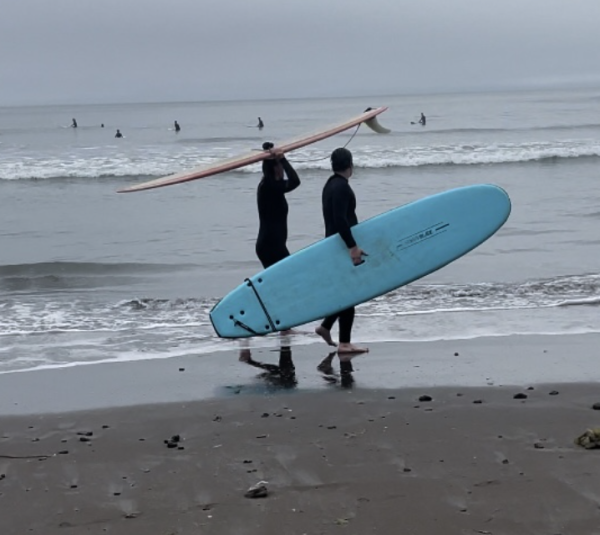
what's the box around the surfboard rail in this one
[117,106,389,193]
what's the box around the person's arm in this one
[331,184,356,249]
[281,158,300,193]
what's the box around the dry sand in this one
[3,376,600,534]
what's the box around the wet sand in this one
[2,337,600,534]
[3,333,600,415]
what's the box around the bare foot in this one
[337,343,369,354]
[315,326,337,347]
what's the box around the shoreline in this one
[1,333,600,415]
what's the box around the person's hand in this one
[268,147,284,159]
[349,245,367,266]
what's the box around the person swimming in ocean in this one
[115,129,123,138]
[174,120,181,133]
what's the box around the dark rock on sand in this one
[245,481,268,498]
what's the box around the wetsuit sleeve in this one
[281,158,300,193]
[332,184,357,249]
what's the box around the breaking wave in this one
[2,139,599,181]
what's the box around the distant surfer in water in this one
[115,129,123,138]
[419,112,426,126]
[174,120,181,133]
[315,148,369,354]
[255,142,300,268]
[71,118,78,128]
[257,117,264,129]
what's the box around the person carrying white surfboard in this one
[255,142,300,269]
[315,148,369,354]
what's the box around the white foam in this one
[1,139,600,180]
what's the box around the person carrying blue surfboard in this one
[255,142,301,269]
[315,148,369,354]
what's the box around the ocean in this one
[1,87,600,374]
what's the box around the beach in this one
[2,88,600,533]
[3,335,600,534]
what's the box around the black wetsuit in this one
[255,158,300,268]
[320,173,358,343]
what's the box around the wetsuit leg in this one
[337,307,355,344]
[320,313,339,331]
[256,243,290,269]
[320,306,352,338]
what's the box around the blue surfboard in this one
[210,184,511,338]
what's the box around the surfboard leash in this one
[288,124,362,164]
[232,278,277,336]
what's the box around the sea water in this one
[1,87,600,372]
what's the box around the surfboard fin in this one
[364,115,391,134]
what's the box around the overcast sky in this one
[2,0,599,105]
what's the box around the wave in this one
[2,139,599,181]
[2,273,600,373]
[177,136,262,144]
[0,261,196,293]
[360,273,600,317]
[421,124,600,135]
[557,296,600,307]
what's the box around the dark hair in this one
[262,141,277,179]
[330,147,353,173]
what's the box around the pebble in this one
[244,481,268,499]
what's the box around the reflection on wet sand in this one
[317,351,356,389]
[239,345,297,389]
[239,342,358,390]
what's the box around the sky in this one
[2,0,600,106]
